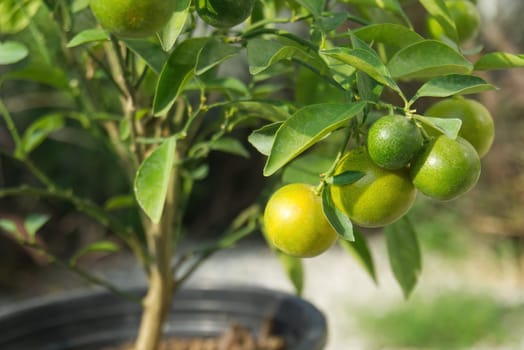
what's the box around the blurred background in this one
[1,0,524,349]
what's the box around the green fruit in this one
[90,0,177,38]
[410,135,481,201]
[427,0,481,43]
[425,98,494,158]
[264,183,338,258]
[196,0,255,28]
[367,115,424,169]
[330,148,417,228]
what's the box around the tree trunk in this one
[134,267,174,350]
[133,163,179,350]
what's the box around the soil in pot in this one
[111,320,286,350]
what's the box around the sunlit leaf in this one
[339,229,377,283]
[385,217,422,298]
[0,41,28,65]
[474,52,524,71]
[196,38,240,75]
[0,0,41,34]
[134,137,176,223]
[322,187,354,241]
[321,47,400,93]
[24,214,50,239]
[277,252,304,296]
[248,122,282,156]
[21,113,65,154]
[159,0,191,51]
[387,40,473,79]
[153,38,207,115]
[415,115,462,139]
[411,74,497,103]
[67,29,109,48]
[70,241,120,265]
[264,102,366,176]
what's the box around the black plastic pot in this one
[0,286,327,350]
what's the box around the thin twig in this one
[0,185,132,240]
[18,240,142,304]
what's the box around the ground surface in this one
[1,233,524,350]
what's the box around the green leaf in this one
[339,228,377,283]
[340,0,410,24]
[264,102,366,176]
[23,214,50,239]
[327,171,365,186]
[0,41,28,65]
[385,217,422,298]
[153,38,207,115]
[322,187,354,241]
[209,137,250,158]
[419,0,459,43]
[321,53,357,91]
[321,47,400,93]
[70,241,120,265]
[104,195,136,211]
[72,0,90,12]
[341,0,403,14]
[474,52,524,71]
[66,29,109,48]
[230,100,292,123]
[410,74,497,103]
[134,137,176,224]
[187,77,249,96]
[317,12,347,32]
[0,219,19,239]
[277,252,304,296]
[248,122,282,156]
[247,38,326,76]
[282,153,331,185]
[295,0,324,17]
[159,0,191,52]
[196,38,240,75]
[415,115,462,139]
[387,40,473,79]
[0,0,41,34]
[353,24,424,49]
[21,114,65,154]
[350,34,386,102]
[123,39,169,75]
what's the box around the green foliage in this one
[0,2,523,345]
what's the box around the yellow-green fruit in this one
[367,115,424,170]
[410,135,481,201]
[330,148,417,228]
[264,183,337,258]
[90,0,177,38]
[425,98,494,157]
[196,0,255,28]
[427,0,480,43]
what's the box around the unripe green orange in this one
[427,0,480,43]
[367,115,424,170]
[90,0,177,38]
[196,0,255,28]
[410,135,481,201]
[330,148,417,228]
[425,98,494,158]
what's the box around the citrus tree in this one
[1,0,523,349]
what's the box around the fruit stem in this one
[316,124,354,195]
